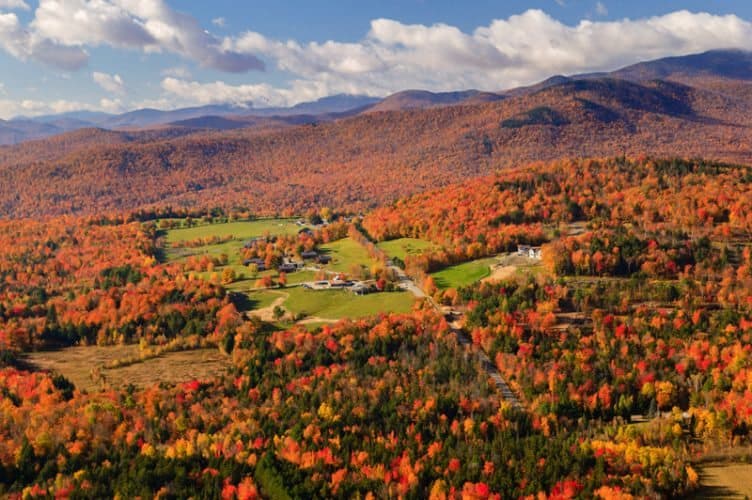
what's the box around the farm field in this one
[162,221,414,322]
[431,257,498,289]
[280,287,415,320]
[237,288,285,311]
[690,463,752,499]
[163,218,301,244]
[376,237,435,260]
[165,240,247,265]
[163,219,307,307]
[25,346,230,393]
[162,218,303,269]
[318,237,380,274]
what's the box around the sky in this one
[1,0,752,119]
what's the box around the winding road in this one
[388,263,523,409]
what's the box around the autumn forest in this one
[3,47,752,499]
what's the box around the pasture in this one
[164,218,300,244]
[162,218,302,269]
[376,237,435,260]
[161,221,415,324]
[690,463,752,499]
[281,287,415,320]
[25,345,230,393]
[318,237,380,274]
[431,257,498,289]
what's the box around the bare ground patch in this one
[247,291,288,321]
[482,265,518,283]
[482,253,542,283]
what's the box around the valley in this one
[2,43,752,498]
[2,52,752,219]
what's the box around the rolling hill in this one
[1,49,752,218]
[365,89,504,113]
[2,94,380,145]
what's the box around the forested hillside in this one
[3,64,752,218]
[3,43,752,497]
[3,157,752,497]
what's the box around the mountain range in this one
[1,49,752,218]
[4,49,751,146]
[0,95,384,145]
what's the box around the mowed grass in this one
[319,238,379,274]
[377,238,435,260]
[25,345,230,393]
[163,218,311,313]
[240,289,285,310]
[282,287,415,320]
[164,218,300,244]
[166,240,245,265]
[163,219,301,266]
[431,257,497,289]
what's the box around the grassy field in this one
[166,240,245,264]
[238,289,285,310]
[164,219,310,312]
[163,224,408,322]
[319,237,379,274]
[164,219,300,244]
[281,287,415,320]
[376,238,435,260]
[25,346,230,393]
[165,219,300,277]
[431,257,497,289]
[163,218,302,269]
[689,463,752,499]
[283,270,317,285]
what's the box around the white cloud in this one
[0,11,88,70]
[32,0,156,48]
[0,0,264,72]
[6,8,752,115]
[161,65,192,79]
[99,97,123,112]
[212,17,225,28]
[0,97,94,118]
[223,9,752,106]
[595,2,608,16]
[0,0,29,10]
[92,71,125,94]
[161,77,288,107]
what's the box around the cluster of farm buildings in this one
[241,229,332,272]
[517,245,542,260]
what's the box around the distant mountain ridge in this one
[607,48,752,81]
[3,49,751,145]
[4,49,752,218]
[1,95,381,145]
[365,89,504,113]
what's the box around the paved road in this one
[390,265,523,409]
[388,265,427,298]
[450,320,522,408]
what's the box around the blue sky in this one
[1,0,751,118]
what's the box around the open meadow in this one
[690,463,752,499]
[24,346,230,393]
[280,287,415,321]
[430,257,498,289]
[317,237,380,274]
[376,237,436,260]
[163,221,419,324]
[164,219,301,244]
